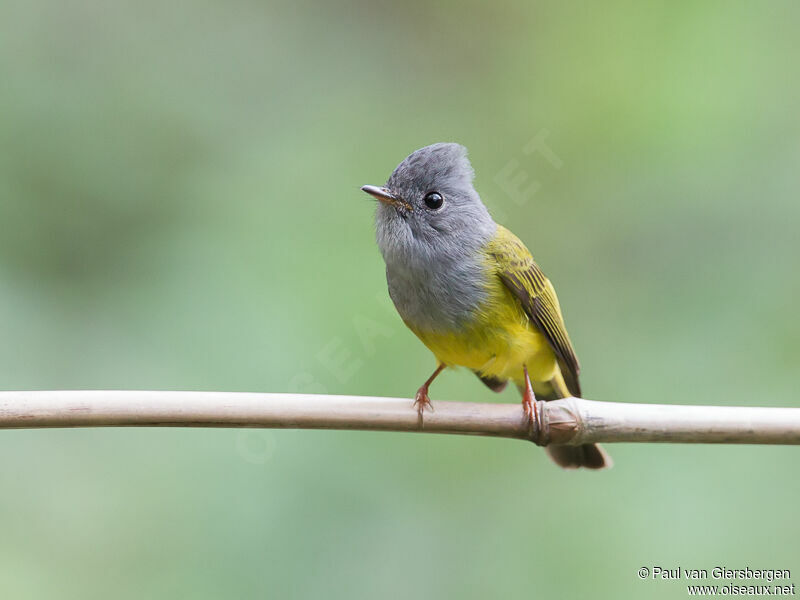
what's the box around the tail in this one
[545,441,612,470]
[526,377,612,470]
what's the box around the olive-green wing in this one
[487,226,582,397]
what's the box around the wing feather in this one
[487,226,582,397]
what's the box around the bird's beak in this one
[361,185,413,211]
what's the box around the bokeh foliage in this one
[1,1,798,597]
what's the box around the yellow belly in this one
[408,280,559,386]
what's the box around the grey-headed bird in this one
[362,143,610,469]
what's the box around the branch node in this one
[530,399,550,446]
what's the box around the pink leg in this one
[414,363,445,421]
[521,364,537,425]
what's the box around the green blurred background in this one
[1,1,798,598]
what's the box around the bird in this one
[361,142,610,469]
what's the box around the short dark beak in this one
[361,185,395,202]
[361,185,413,211]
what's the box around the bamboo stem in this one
[0,391,798,446]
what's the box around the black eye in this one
[424,192,444,210]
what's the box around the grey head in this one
[361,143,497,331]
[361,143,496,270]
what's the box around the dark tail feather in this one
[546,444,612,470]
[522,378,612,470]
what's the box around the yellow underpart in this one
[407,272,559,387]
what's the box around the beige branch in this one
[0,391,798,446]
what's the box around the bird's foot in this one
[413,363,444,427]
[521,364,537,431]
[413,386,434,425]
[522,395,534,424]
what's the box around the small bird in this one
[362,143,610,469]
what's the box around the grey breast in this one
[383,240,493,334]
